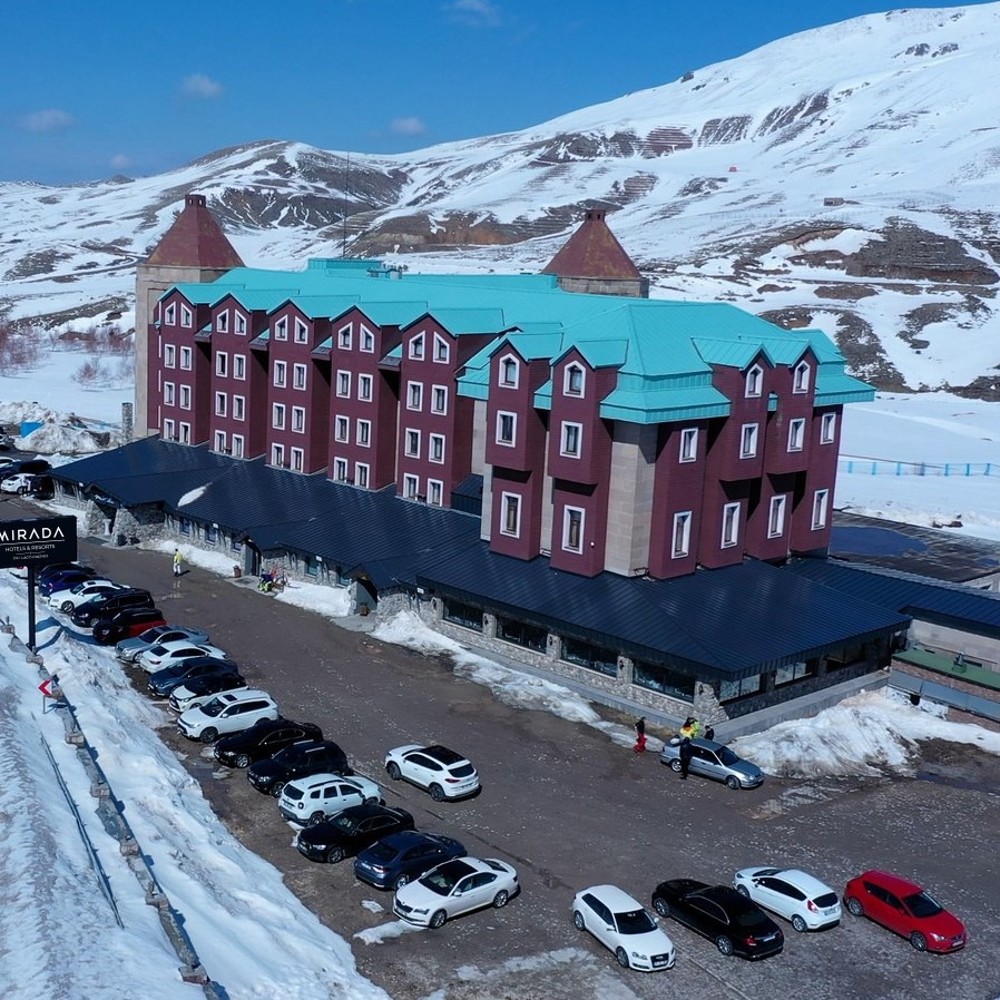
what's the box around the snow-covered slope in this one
[3,4,1000,394]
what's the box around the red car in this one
[92,608,167,645]
[844,870,967,953]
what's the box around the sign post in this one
[0,516,78,652]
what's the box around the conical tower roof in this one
[541,209,641,280]
[145,193,244,268]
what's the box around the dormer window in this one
[499,356,519,388]
[409,333,425,360]
[215,310,228,333]
[565,364,585,397]
[745,364,763,398]
[294,319,308,344]
[181,305,193,328]
[235,311,246,335]
[434,335,450,363]
[793,360,811,393]
[164,303,176,325]
[274,317,288,341]
[360,325,374,352]
[338,324,352,350]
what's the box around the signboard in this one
[0,515,78,569]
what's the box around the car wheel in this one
[429,783,446,802]
[735,885,750,899]
[326,847,346,864]
[363,796,380,806]
[910,931,928,952]
[669,759,682,773]
[200,728,218,743]
[270,781,285,798]
[725,775,741,790]
[307,812,325,826]
[615,947,630,969]
[61,601,74,613]
[492,889,509,909]
[653,897,670,918]
[234,754,251,769]
[573,910,586,931]
[716,935,734,957]
[386,762,401,780]
[791,914,808,933]
[17,486,27,495]
[845,896,864,917]
[429,909,447,930]
[393,874,410,891]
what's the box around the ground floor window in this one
[827,643,865,671]
[562,638,617,678]
[719,673,762,702]
[304,556,320,578]
[633,661,696,700]
[230,535,242,553]
[497,616,547,653]
[443,599,483,632]
[178,518,192,536]
[774,659,816,686]
[204,524,218,544]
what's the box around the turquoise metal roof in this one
[418,307,511,335]
[693,338,768,370]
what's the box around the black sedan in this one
[71,588,154,628]
[92,607,167,645]
[295,804,414,864]
[247,739,350,796]
[147,656,241,698]
[214,719,323,769]
[354,830,467,890]
[651,879,784,959]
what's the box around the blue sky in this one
[2,1,994,185]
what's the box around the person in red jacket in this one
[633,716,647,753]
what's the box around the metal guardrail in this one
[838,457,997,477]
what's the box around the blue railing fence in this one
[838,457,997,478]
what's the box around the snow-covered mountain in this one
[4,3,1000,396]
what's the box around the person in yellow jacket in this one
[173,548,184,577]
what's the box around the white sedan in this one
[393,856,518,929]
[572,885,676,972]
[48,579,123,612]
[278,773,383,825]
[384,743,480,801]
[733,867,842,932]
[138,639,228,673]
[0,473,34,494]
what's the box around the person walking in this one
[633,716,647,754]
[679,736,693,779]
[172,548,184,577]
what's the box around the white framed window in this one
[233,354,246,380]
[271,443,285,466]
[746,364,763,398]
[214,430,226,452]
[272,403,286,429]
[812,488,829,529]
[164,382,175,405]
[273,361,287,388]
[787,417,806,452]
[794,360,811,393]
[181,305,193,328]
[496,411,516,446]
[358,374,373,401]
[290,447,304,472]
[403,474,419,499]
[672,511,692,558]
[561,421,582,458]
[355,462,370,488]
[215,310,227,333]
[679,427,698,463]
[214,391,227,417]
[562,506,585,553]
[500,492,521,537]
[768,495,787,538]
[233,396,245,421]
[180,346,192,370]
[179,385,191,410]
[292,406,305,433]
[356,419,371,447]
[333,458,349,482]
[274,317,288,341]
[335,416,349,442]
[564,363,585,397]
[164,303,176,325]
[294,319,308,344]
[409,333,425,360]
[820,412,837,444]
[338,324,352,350]
[407,381,423,411]
[431,385,447,414]
[337,370,351,397]
[740,422,758,459]
[163,418,175,440]
[428,479,444,505]
[232,434,244,458]
[721,501,741,548]
[499,355,518,388]
[429,433,445,463]
[433,335,450,363]
[179,422,191,444]
[216,352,228,377]
[405,429,421,458]
[293,363,307,390]
[164,344,176,368]
[360,325,374,352]
[235,311,246,335]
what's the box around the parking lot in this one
[21,518,1000,1000]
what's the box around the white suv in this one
[177,689,278,743]
[278,773,383,825]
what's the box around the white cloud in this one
[389,116,426,136]
[21,109,74,133]
[179,73,224,99]
[444,0,501,27]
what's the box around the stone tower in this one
[541,208,648,298]
[134,193,244,436]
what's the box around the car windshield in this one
[904,891,943,918]
[717,746,740,766]
[329,814,357,833]
[364,842,396,863]
[137,627,163,642]
[615,908,657,935]
[420,860,471,895]
[283,785,304,801]
[199,698,226,718]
